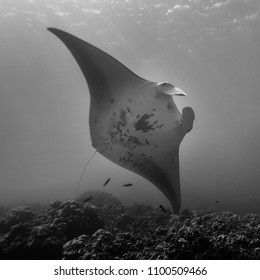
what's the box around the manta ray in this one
[48,28,195,213]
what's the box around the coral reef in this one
[77,190,122,208]
[0,207,34,234]
[0,192,260,260]
[0,201,103,259]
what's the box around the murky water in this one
[0,0,260,214]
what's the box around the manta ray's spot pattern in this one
[119,152,152,171]
[135,113,155,132]
[107,108,153,150]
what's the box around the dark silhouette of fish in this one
[82,196,92,203]
[215,200,219,204]
[159,204,167,214]
[103,178,111,187]
[123,183,133,187]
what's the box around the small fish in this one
[123,183,133,187]
[159,204,167,214]
[103,178,111,187]
[82,196,92,203]
[215,200,219,204]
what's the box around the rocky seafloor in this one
[0,190,260,260]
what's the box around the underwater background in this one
[0,0,260,214]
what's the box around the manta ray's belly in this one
[91,92,183,173]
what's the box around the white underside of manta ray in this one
[48,27,195,214]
